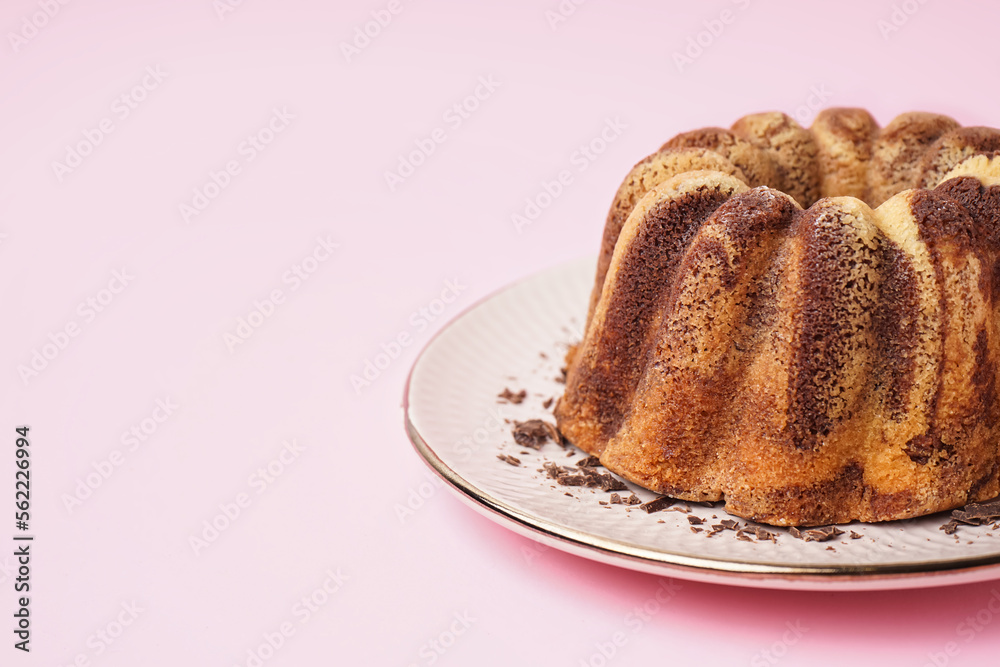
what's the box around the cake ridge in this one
[556,108,1000,525]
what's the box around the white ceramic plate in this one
[403,257,1000,591]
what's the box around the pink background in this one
[3,0,1000,664]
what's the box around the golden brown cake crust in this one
[558,110,1000,525]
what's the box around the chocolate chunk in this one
[639,496,675,514]
[555,475,589,486]
[939,496,1000,535]
[609,493,622,505]
[951,497,1000,525]
[512,420,562,449]
[595,473,628,492]
[788,527,803,540]
[625,494,641,506]
[498,388,527,404]
[750,526,777,542]
[576,456,601,467]
[720,519,740,531]
[496,454,521,466]
[687,516,704,525]
[941,519,961,535]
[801,526,845,542]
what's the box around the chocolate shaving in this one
[690,526,703,533]
[788,527,803,540]
[576,456,601,467]
[498,388,527,404]
[737,532,753,542]
[800,526,845,542]
[496,454,521,466]
[687,516,704,525]
[639,496,675,514]
[940,496,1000,534]
[750,526,777,543]
[512,420,562,449]
[720,519,740,530]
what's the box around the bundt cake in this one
[554,108,1000,526]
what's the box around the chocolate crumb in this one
[564,492,574,498]
[566,451,575,458]
[826,546,836,551]
[850,531,862,540]
[690,526,703,533]
[539,352,548,359]
[609,493,622,505]
[656,520,664,524]
[687,516,704,525]
[750,526,777,542]
[496,454,521,466]
[639,496,675,514]
[624,494,642,506]
[512,420,562,449]
[542,397,554,409]
[801,526,845,542]
[598,501,608,506]
[664,506,690,514]
[941,496,1000,534]
[498,388,527,404]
